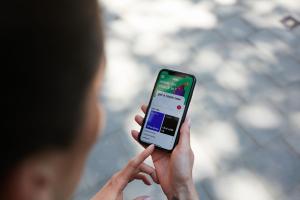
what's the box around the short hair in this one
[1,0,104,180]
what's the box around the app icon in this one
[160,114,179,136]
[146,110,164,132]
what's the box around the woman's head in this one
[2,0,105,199]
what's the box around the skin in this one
[131,106,199,200]
[5,60,199,200]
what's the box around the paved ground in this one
[73,0,300,199]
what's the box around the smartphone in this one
[138,69,196,152]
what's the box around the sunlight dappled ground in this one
[73,0,300,199]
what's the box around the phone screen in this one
[139,69,195,151]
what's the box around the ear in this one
[5,153,60,200]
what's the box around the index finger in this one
[129,144,155,168]
[122,144,155,180]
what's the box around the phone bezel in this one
[138,68,196,152]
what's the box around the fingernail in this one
[144,197,152,200]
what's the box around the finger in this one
[122,145,155,179]
[131,130,139,141]
[178,117,191,149]
[131,144,155,168]
[131,130,148,149]
[141,104,147,114]
[133,173,152,185]
[139,163,159,184]
[134,115,144,126]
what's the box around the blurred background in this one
[73,0,300,199]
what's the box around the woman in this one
[4,0,199,199]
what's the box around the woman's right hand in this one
[91,144,158,200]
[132,105,199,200]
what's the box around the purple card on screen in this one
[146,110,164,132]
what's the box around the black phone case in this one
[138,68,196,152]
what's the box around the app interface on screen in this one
[140,71,193,150]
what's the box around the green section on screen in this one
[154,71,193,105]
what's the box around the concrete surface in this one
[73,0,300,199]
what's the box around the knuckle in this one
[128,159,137,168]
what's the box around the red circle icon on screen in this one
[177,105,182,110]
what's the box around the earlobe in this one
[30,165,53,200]
[5,154,59,200]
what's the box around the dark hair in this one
[1,0,104,179]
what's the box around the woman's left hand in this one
[91,144,158,200]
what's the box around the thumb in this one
[178,117,191,148]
